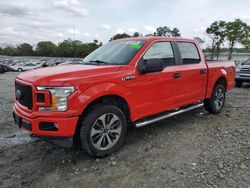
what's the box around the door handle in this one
[200,69,206,74]
[173,73,181,79]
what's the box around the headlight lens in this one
[236,67,241,72]
[37,86,75,112]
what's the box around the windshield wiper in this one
[88,60,109,65]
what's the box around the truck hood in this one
[17,64,121,86]
[239,65,250,68]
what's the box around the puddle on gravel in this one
[0,130,34,148]
[196,108,209,116]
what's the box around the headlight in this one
[37,86,75,112]
[236,67,241,72]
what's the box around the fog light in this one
[39,122,58,131]
[54,123,58,129]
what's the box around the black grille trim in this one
[15,82,33,110]
[240,68,250,74]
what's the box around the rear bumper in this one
[13,104,79,137]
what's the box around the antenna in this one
[74,24,75,41]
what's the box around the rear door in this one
[170,42,207,107]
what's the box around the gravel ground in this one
[0,72,249,188]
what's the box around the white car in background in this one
[11,62,43,72]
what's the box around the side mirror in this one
[137,58,163,75]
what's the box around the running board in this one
[135,103,204,128]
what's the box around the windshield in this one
[83,40,146,65]
[243,59,250,65]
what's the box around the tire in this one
[78,104,127,157]
[204,84,226,114]
[235,80,243,88]
[17,68,23,72]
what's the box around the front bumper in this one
[13,103,79,137]
[235,76,250,82]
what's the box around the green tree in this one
[57,39,99,57]
[17,43,34,56]
[194,37,205,49]
[171,28,181,37]
[3,46,16,56]
[82,43,99,57]
[240,26,250,49]
[133,32,140,37]
[193,37,205,44]
[154,26,172,36]
[154,26,181,37]
[36,41,57,56]
[110,33,131,41]
[0,47,3,55]
[72,40,83,57]
[206,21,227,60]
[241,39,250,49]
[226,19,249,60]
[57,39,74,57]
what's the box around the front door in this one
[134,41,178,118]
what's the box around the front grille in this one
[240,68,250,74]
[15,82,33,110]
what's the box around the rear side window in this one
[143,42,175,67]
[177,42,200,64]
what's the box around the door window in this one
[177,42,200,64]
[143,42,175,67]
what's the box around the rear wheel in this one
[17,68,23,72]
[204,84,226,114]
[235,80,243,87]
[78,104,127,157]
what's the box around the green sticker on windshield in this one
[130,44,142,49]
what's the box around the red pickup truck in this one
[13,37,235,157]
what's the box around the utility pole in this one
[74,24,75,41]
[73,24,76,57]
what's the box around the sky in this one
[0,0,250,47]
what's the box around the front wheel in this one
[17,68,23,72]
[78,104,127,157]
[204,84,226,114]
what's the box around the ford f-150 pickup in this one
[13,37,235,157]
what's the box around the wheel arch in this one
[73,94,132,144]
[215,76,227,90]
[79,94,131,123]
[206,75,227,99]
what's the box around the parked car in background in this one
[0,65,5,74]
[235,58,250,87]
[11,62,43,72]
[58,59,81,65]
[43,59,65,66]
[0,64,13,73]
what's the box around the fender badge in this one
[122,75,136,81]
